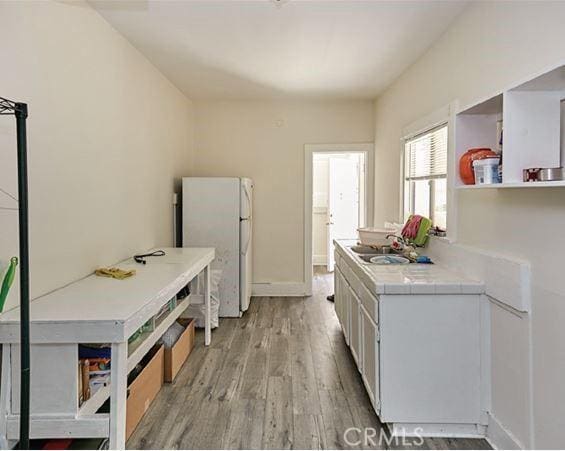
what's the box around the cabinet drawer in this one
[338,257,353,281]
[338,260,379,325]
[356,279,379,325]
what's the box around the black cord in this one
[133,249,166,264]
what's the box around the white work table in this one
[0,246,214,449]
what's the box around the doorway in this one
[313,152,364,272]
[304,143,374,295]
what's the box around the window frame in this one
[402,122,449,230]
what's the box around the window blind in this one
[405,125,447,180]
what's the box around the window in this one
[403,124,447,230]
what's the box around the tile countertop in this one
[334,240,485,296]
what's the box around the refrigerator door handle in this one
[241,218,251,255]
[243,182,252,218]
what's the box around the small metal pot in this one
[538,167,565,182]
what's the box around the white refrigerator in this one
[182,177,253,317]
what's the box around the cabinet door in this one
[341,278,350,345]
[334,268,349,344]
[334,269,341,324]
[335,268,344,328]
[361,304,380,413]
[341,272,350,346]
[349,289,362,371]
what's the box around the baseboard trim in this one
[252,282,308,297]
[388,422,486,438]
[313,255,327,266]
[486,413,523,450]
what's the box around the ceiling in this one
[90,0,467,100]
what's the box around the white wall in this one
[373,1,565,448]
[0,0,195,309]
[193,100,374,290]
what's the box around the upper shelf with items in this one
[455,64,565,189]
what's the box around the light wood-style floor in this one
[127,267,490,450]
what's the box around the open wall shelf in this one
[455,64,565,189]
[456,180,565,190]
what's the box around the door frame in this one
[304,143,374,296]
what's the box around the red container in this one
[459,148,498,185]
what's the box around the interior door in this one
[327,157,360,271]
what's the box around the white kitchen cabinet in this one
[379,294,481,428]
[360,303,380,413]
[334,240,486,438]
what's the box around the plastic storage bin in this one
[357,228,396,246]
[473,157,501,185]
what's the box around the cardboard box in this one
[164,319,195,383]
[126,345,164,440]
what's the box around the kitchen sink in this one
[369,255,410,265]
[349,245,393,255]
[356,253,411,264]
[348,244,412,264]
[357,254,381,263]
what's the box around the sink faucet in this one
[386,235,417,256]
[386,234,407,245]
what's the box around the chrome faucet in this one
[386,234,408,245]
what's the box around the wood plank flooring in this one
[127,267,490,450]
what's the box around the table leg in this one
[109,342,127,450]
[0,344,11,448]
[204,264,211,346]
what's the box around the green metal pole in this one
[15,103,30,450]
